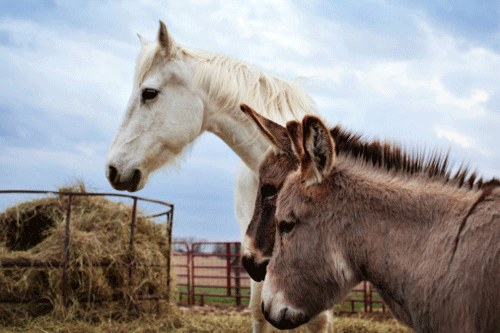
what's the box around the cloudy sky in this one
[1,0,499,242]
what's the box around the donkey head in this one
[239,104,299,282]
[106,21,205,192]
[261,115,358,330]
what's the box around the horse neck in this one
[190,51,315,172]
[204,104,271,172]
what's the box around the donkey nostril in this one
[242,255,268,282]
[108,165,119,184]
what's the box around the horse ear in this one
[301,116,335,185]
[158,20,174,56]
[137,34,150,48]
[240,104,291,154]
[286,120,304,159]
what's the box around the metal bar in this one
[0,190,173,208]
[234,243,241,305]
[364,281,367,313]
[128,197,137,284]
[62,194,72,308]
[189,244,194,305]
[226,243,232,297]
[165,207,173,302]
[0,259,114,268]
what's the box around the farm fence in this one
[0,190,174,307]
[172,241,386,313]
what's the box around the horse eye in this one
[279,221,295,235]
[141,88,159,102]
[261,184,277,199]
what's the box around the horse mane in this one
[330,125,498,191]
[187,48,317,123]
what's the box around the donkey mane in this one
[330,124,498,191]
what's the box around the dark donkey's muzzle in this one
[242,255,269,282]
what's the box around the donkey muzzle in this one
[242,255,269,282]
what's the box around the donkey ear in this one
[158,20,174,56]
[301,116,335,185]
[286,120,304,159]
[240,104,291,154]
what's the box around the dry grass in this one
[0,308,414,333]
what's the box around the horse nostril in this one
[130,169,142,192]
[108,165,119,185]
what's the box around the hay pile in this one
[0,182,173,320]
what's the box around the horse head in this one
[106,21,205,191]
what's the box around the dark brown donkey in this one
[240,104,500,332]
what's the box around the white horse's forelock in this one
[134,39,317,125]
[135,41,159,85]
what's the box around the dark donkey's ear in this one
[286,120,304,159]
[240,104,292,154]
[300,116,335,185]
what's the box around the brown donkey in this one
[240,104,500,332]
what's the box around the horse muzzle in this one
[106,164,143,192]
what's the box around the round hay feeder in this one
[0,183,174,320]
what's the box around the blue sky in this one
[1,0,499,241]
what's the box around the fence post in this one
[185,242,192,305]
[62,194,72,308]
[363,281,367,313]
[190,244,195,305]
[226,243,232,298]
[234,243,241,306]
[165,207,174,303]
[128,197,137,298]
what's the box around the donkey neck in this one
[334,159,478,227]
[334,166,480,318]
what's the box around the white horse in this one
[105,21,331,332]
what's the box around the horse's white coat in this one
[105,22,327,333]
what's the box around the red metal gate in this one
[173,242,250,306]
[172,241,385,312]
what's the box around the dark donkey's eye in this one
[278,221,295,235]
[261,184,277,199]
[141,88,159,102]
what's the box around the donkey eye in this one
[278,221,295,235]
[261,184,277,199]
[141,88,159,102]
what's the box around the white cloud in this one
[434,126,493,157]
[434,126,474,149]
[0,18,134,118]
